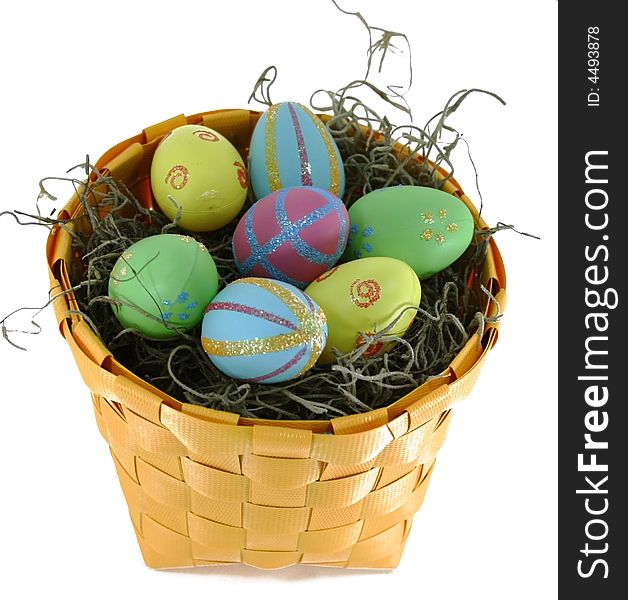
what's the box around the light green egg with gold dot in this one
[108,234,219,339]
[343,185,475,278]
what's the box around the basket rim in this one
[46,108,506,435]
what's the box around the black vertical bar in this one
[559,1,627,597]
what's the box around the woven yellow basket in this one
[46,108,506,570]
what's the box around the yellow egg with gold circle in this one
[304,257,421,364]
[150,124,248,232]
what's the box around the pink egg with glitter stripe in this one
[232,186,349,288]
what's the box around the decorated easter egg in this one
[248,101,345,200]
[232,186,349,288]
[108,234,219,339]
[201,278,327,383]
[344,185,475,278]
[150,124,248,232]
[305,257,421,364]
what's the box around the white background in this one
[0,1,557,598]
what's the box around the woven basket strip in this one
[91,393,108,439]
[307,500,365,530]
[348,520,406,563]
[141,513,193,560]
[113,457,142,531]
[98,394,135,453]
[241,549,302,570]
[63,320,117,399]
[143,501,189,539]
[241,454,322,489]
[374,461,419,489]
[48,225,74,270]
[135,458,190,509]
[360,474,432,539]
[126,409,187,455]
[188,513,246,552]
[301,547,353,565]
[72,320,111,367]
[242,503,311,534]
[100,142,144,184]
[305,469,380,508]
[319,459,376,481]
[180,404,240,425]
[245,531,300,552]
[200,109,254,151]
[123,474,189,537]
[310,426,395,465]
[192,539,243,563]
[252,425,313,458]
[386,412,412,439]
[331,407,390,434]
[142,114,187,144]
[415,417,452,464]
[180,457,249,503]
[360,466,420,518]
[450,334,484,379]
[135,448,183,480]
[249,481,307,508]
[109,445,138,485]
[359,544,407,569]
[187,451,242,474]
[386,376,449,418]
[136,543,194,569]
[406,385,451,431]
[449,353,491,402]
[298,520,364,553]
[374,424,432,466]
[190,491,242,527]
[160,404,252,456]
[112,376,162,424]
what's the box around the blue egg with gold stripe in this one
[201,277,328,383]
[249,101,345,200]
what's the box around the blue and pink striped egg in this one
[201,277,327,383]
[232,186,349,289]
[248,101,345,200]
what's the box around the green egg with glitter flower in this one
[343,185,475,278]
[108,234,219,339]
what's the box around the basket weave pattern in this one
[46,109,506,570]
[93,389,449,569]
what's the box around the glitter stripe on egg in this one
[298,103,341,195]
[321,188,349,257]
[241,189,337,287]
[240,277,310,325]
[274,190,338,266]
[202,278,327,374]
[288,102,313,186]
[205,301,298,331]
[295,308,327,376]
[264,104,282,192]
[247,345,308,383]
[302,291,316,312]
[201,331,309,357]
[241,190,305,287]
[252,283,327,377]
[237,278,327,363]
[288,288,327,372]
